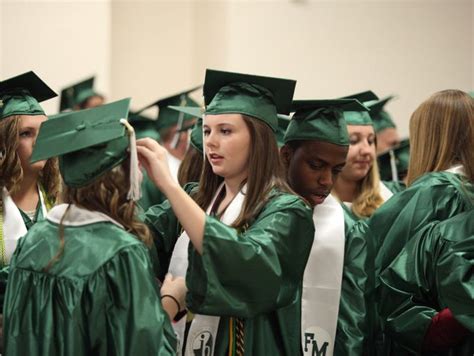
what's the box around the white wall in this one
[1,0,472,136]
[0,0,111,115]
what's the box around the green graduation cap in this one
[203,69,296,132]
[59,76,101,112]
[0,71,57,120]
[377,138,410,181]
[137,86,201,133]
[366,96,396,133]
[168,105,204,152]
[31,98,141,200]
[285,99,367,146]
[469,91,474,98]
[276,115,291,147]
[128,111,160,141]
[339,90,379,103]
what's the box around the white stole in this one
[46,204,124,228]
[445,164,464,176]
[301,194,345,356]
[168,183,246,356]
[379,181,394,202]
[2,186,48,264]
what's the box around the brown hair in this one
[0,115,60,200]
[407,90,474,185]
[193,115,293,229]
[351,158,384,218]
[178,146,204,186]
[44,160,151,272]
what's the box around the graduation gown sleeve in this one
[185,193,314,318]
[379,211,474,354]
[335,219,374,356]
[145,182,197,280]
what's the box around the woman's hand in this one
[136,138,178,192]
[161,274,187,320]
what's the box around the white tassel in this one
[120,119,141,201]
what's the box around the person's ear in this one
[280,144,293,167]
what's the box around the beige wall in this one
[0,0,111,115]
[1,0,472,136]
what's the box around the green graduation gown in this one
[370,171,474,278]
[382,180,406,194]
[138,171,167,212]
[3,204,177,356]
[145,189,314,355]
[332,204,377,356]
[379,210,474,355]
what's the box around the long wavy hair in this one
[407,90,474,185]
[193,115,293,229]
[0,115,60,200]
[350,158,384,218]
[44,160,151,272]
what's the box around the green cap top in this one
[378,138,410,181]
[366,96,396,132]
[0,71,57,120]
[469,91,474,98]
[137,86,201,132]
[59,76,101,112]
[128,111,160,141]
[339,90,379,103]
[285,99,367,146]
[31,98,137,191]
[203,69,296,132]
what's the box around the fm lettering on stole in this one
[303,326,331,356]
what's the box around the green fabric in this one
[145,188,314,354]
[128,111,160,141]
[335,218,375,356]
[0,71,56,120]
[382,180,406,194]
[379,211,474,354]
[137,171,166,212]
[276,115,290,147]
[343,110,373,126]
[3,217,177,355]
[339,90,378,103]
[285,99,367,145]
[156,95,198,132]
[370,171,474,276]
[206,82,280,132]
[0,90,45,120]
[378,139,410,181]
[31,99,131,187]
[372,110,396,132]
[18,200,45,230]
[366,172,474,354]
[366,96,396,133]
[59,77,97,111]
[286,108,349,146]
[190,118,203,153]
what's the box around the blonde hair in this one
[44,161,151,272]
[351,158,384,218]
[194,115,293,229]
[407,90,474,186]
[0,115,60,200]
